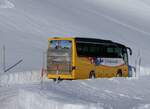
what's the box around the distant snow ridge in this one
[0,0,14,8]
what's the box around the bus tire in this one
[116,69,122,77]
[89,71,96,79]
[53,78,56,82]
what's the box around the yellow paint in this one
[47,74,73,80]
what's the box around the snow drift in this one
[1,73,150,109]
[0,67,150,109]
[0,71,41,86]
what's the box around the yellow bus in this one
[47,37,132,80]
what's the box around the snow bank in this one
[140,67,150,76]
[0,66,150,86]
[0,71,41,86]
[1,74,150,109]
[133,104,150,109]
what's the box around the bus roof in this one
[75,37,127,48]
[48,37,128,48]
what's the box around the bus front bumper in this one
[47,74,74,80]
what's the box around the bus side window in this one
[89,46,99,57]
[77,44,88,56]
[98,45,105,57]
[115,47,123,58]
[83,46,88,53]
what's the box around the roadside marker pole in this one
[41,51,46,89]
[2,45,6,72]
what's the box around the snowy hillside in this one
[0,0,150,71]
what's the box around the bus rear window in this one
[49,40,72,49]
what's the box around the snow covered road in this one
[1,76,150,109]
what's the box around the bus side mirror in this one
[127,47,132,55]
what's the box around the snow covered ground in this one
[1,70,150,109]
[1,0,150,109]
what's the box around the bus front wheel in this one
[89,71,96,79]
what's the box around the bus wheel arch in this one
[89,71,96,79]
[116,69,122,77]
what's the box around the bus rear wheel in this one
[89,71,96,79]
[116,69,122,77]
